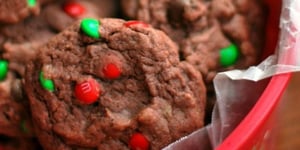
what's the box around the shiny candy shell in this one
[0,60,8,81]
[39,71,55,92]
[80,18,100,39]
[124,21,149,28]
[27,0,36,7]
[103,63,121,79]
[220,44,239,67]
[129,133,149,150]
[75,79,100,104]
[63,2,85,18]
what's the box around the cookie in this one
[25,18,206,150]
[0,14,56,77]
[0,0,119,139]
[0,5,58,139]
[0,64,34,137]
[0,0,43,24]
[121,0,266,82]
[44,0,119,31]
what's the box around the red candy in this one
[75,79,100,104]
[129,133,149,150]
[103,63,121,79]
[124,21,149,28]
[63,2,85,18]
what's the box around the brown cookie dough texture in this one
[0,0,118,77]
[0,14,55,76]
[25,18,206,150]
[0,72,34,137]
[0,0,119,140]
[44,0,119,31]
[0,0,42,24]
[121,0,266,82]
[0,3,55,140]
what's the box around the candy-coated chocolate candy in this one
[103,63,121,79]
[39,71,55,92]
[124,21,149,28]
[80,18,100,39]
[27,0,36,7]
[75,79,100,104]
[0,60,8,81]
[63,2,86,18]
[129,133,149,150]
[220,44,239,67]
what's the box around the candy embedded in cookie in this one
[121,0,266,83]
[27,0,37,7]
[102,63,121,79]
[124,20,149,28]
[44,0,118,32]
[74,78,101,104]
[0,0,41,24]
[80,18,100,38]
[0,60,8,81]
[220,44,239,67]
[63,1,86,18]
[39,71,55,92]
[25,18,206,150]
[129,133,149,150]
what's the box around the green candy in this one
[27,0,36,7]
[0,60,8,81]
[220,44,239,67]
[80,18,100,39]
[39,71,55,92]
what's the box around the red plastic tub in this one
[217,0,292,149]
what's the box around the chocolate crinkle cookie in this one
[24,18,206,150]
[121,0,266,83]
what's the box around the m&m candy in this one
[63,2,85,18]
[0,60,8,81]
[124,21,149,28]
[75,79,100,104]
[80,18,100,39]
[220,44,239,67]
[39,71,55,92]
[129,133,149,150]
[27,0,36,7]
[103,63,121,80]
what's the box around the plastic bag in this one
[164,0,300,149]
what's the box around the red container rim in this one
[217,73,291,150]
[217,0,293,150]
[217,0,291,149]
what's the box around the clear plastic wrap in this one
[164,0,300,149]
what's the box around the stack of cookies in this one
[0,0,266,149]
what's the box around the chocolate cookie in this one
[0,0,43,24]
[0,0,119,139]
[25,18,206,150]
[0,2,56,139]
[44,0,119,31]
[0,65,34,137]
[121,0,266,82]
[0,14,55,77]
